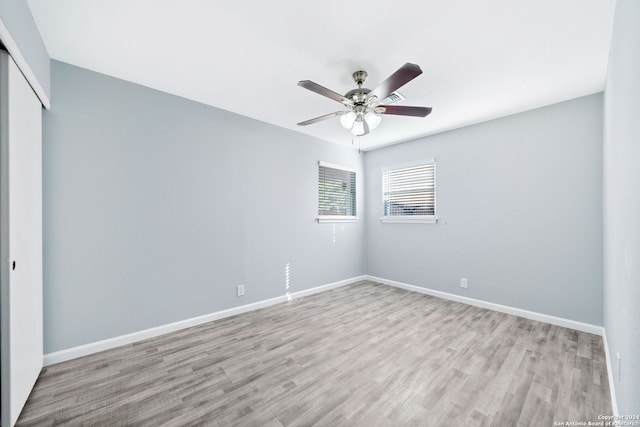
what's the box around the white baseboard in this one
[43,275,367,366]
[602,331,619,416]
[365,275,604,336]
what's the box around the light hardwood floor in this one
[17,281,611,426]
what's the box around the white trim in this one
[365,275,604,336]
[317,216,358,223]
[318,160,357,174]
[380,216,437,224]
[43,275,366,366]
[602,330,619,416]
[286,276,365,299]
[381,158,435,173]
[0,17,51,109]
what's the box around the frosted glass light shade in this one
[351,120,365,136]
[365,112,382,130]
[340,111,356,129]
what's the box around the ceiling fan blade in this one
[297,111,345,126]
[367,63,423,104]
[376,105,432,117]
[298,80,353,106]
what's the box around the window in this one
[382,159,436,223]
[317,161,357,223]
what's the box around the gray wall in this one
[43,61,365,353]
[364,94,603,325]
[0,0,50,101]
[603,0,640,415]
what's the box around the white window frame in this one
[317,161,358,223]
[381,159,437,224]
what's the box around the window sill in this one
[380,216,438,224]
[317,216,359,223]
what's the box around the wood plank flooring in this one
[17,281,612,426]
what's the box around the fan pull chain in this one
[351,135,362,153]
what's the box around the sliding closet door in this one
[0,51,43,427]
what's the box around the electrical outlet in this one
[460,278,468,289]
[617,353,621,381]
[237,284,245,297]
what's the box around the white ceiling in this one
[27,0,616,151]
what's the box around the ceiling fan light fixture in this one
[364,111,382,130]
[340,111,356,129]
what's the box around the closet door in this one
[0,51,43,427]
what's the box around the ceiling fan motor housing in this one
[345,88,370,104]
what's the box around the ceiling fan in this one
[297,63,432,136]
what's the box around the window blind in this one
[383,162,435,217]
[318,164,356,217]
